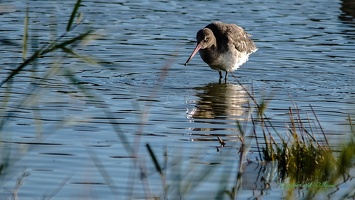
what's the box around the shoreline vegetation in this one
[0,0,354,199]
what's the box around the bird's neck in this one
[200,45,218,65]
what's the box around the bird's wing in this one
[205,22,230,52]
[206,22,257,54]
[228,24,257,54]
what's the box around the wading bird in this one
[185,21,257,82]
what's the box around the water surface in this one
[0,0,354,199]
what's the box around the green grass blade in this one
[0,51,40,87]
[60,46,99,65]
[22,2,29,61]
[85,146,120,198]
[42,29,94,55]
[0,20,88,88]
[146,143,163,176]
[66,0,82,32]
[309,104,329,146]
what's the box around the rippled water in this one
[0,0,354,199]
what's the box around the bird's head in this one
[184,28,215,66]
[196,28,215,49]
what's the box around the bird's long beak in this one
[184,44,202,66]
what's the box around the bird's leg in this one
[224,71,228,83]
[218,71,223,83]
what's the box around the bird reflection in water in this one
[186,82,248,146]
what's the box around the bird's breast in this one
[199,48,250,72]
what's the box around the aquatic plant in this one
[209,73,355,199]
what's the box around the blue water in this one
[0,0,354,199]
